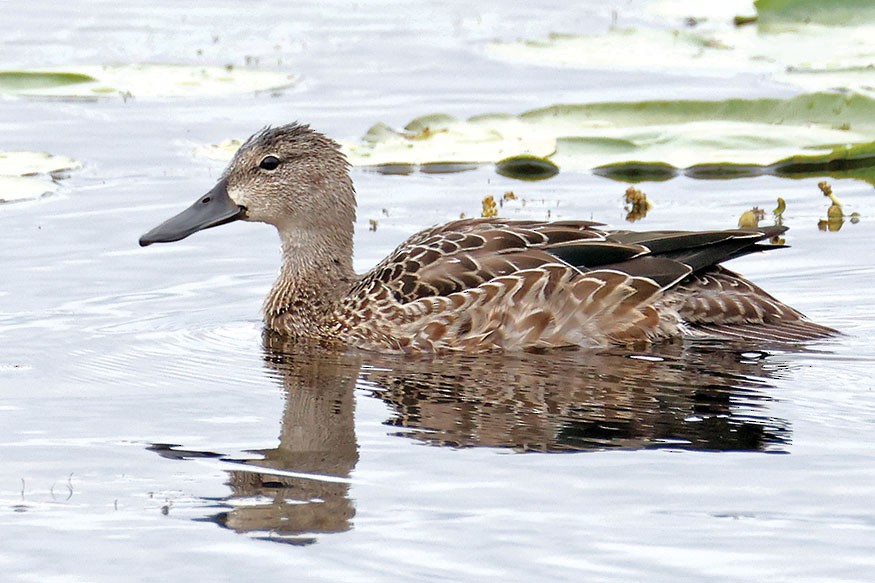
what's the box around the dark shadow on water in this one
[148,335,812,543]
[359,341,795,453]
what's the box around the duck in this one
[139,123,835,353]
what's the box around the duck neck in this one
[263,227,356,339]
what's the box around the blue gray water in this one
[2,1,874,581]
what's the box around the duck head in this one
[139,123,355,247]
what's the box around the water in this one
[2,1,875,581]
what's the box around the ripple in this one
[66,319,267,390]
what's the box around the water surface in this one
[2,1,875,581]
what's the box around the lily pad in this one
[192,139,245,161]
[0,151,81,203]
[755,0,875,26]
[596,142,875,185]
[495,155,559,180]
[0,151,81,177]
[344,93,875,176]
[770,141,875,183]
[487,2,875,97]
[0,64,296,99]
[645,0,756,23]
[198,92,875,184]
[0,176,59,203]
[0,72,95,91]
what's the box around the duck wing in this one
[660,265,836,341]
[344,220,833,350]
[362,220,792,301]
[358,218,613,302]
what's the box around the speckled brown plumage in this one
[140,123,836,353]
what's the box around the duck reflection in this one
[359,342,793,453]
[223,344,361,544]
[150,336,801,543]
[151,343,361,545]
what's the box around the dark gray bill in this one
[139,179,245,247]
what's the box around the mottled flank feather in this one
[141,124,837,353]
[328,218,834,352]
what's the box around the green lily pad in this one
[0,151,81,203]
[0,72,95,92]
[755,0,875,26]
[593,162,681,183]
[198,92,875,184]
[495,155,559,181]
[344,92,875,171]
[0,64,296,99]
[596,141,875,185]
[770,141,875,183]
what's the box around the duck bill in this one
[139,179,245,247]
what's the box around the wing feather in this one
[337,218,834,351]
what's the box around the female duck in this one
[140,123,834,352]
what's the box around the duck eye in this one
[259,155,280,170]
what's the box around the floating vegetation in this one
[0,71,94,92]
[0,151,81,203]
[419,162,479,174]
[738,207,765,228]
[597,144,875,186]
[773,197,787,226]
[755,0,875,27]
[0,64,296,100]
[818,216,844,232]
[195,92,875,186]
[595,162,679,183]
[193,139,244,160]
[495,155,559,181]
[337,93,875,185]
[770,141,875,185]
[481,195,498,218]
[488,3,875,96]
[623,187,652,223]
[403,126,448,141]
[820,181,845,219]
[815,180,860,231]
[817,181,847,231]
[371,164,416,176]
[737,198,786,241]
[771,197,787,242]
[733,14,758,26]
